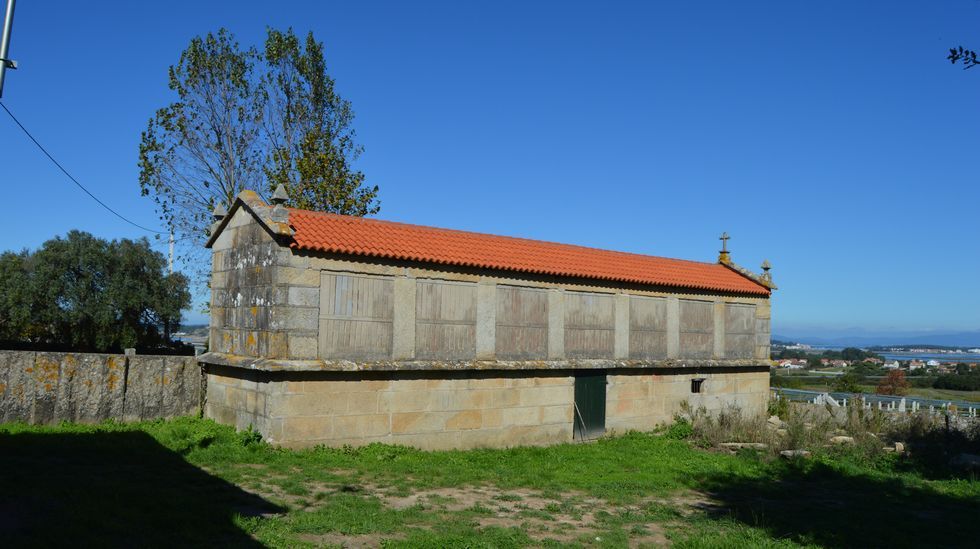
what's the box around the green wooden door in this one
[574,371,606,440]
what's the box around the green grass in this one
[1,417,978,547]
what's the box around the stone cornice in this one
[199,352,773,373]
[719,256,777,291]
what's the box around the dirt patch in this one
[297,532,402,548]
[237,476,729,547]
[372,484,670,546]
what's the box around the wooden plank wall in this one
[495,285,549,359]
[314,271,766,362]
[629,296,667,359]
[679,299,714,358]
[319,273,394,359]
[724,303,756,358]
[564,292,615,358]
[415,280,477,359]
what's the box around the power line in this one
[0,101,165,234]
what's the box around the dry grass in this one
[678,398,979,464]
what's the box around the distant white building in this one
[778,359,806,370]
[883,360,900,370]
[926,359,941,367]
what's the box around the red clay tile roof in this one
[287,209,770,296]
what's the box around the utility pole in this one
[0,0,17,98]
[168,231,174,274]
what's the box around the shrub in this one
[237,425,265,447]
[678,402,775,450]
[768,394,789,419]
[933,373,980,391]
[833,373,865,393]
[664,417,693,440]
[877,370,910,396]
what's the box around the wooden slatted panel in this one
[725,303,755,333]
[416,279,477,359]
[755,316,771,359]
[495,285,549,360]
[564,291,614,359]
[629,296,667,359]
[679,299,714,358]
[319,272,394,359]
[725,303,756,358]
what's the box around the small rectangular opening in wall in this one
[691,378,705,394]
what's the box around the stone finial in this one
[271,184,289,206]
[213,202,228,222]
[761,259,773,285]
[718,232,732,264]
[271,204,289,223]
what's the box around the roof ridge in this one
[288,208,722,268]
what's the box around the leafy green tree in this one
[948,46,980,69]
[807,355,823,369]
[262,29,379,214]
[818,348,880,362]
[139,29,264,252]
[833,373,864,394]
[850,361,882,376]
[0,250,43,342]
[139,27,379,281]
[934,372,980,391]
[0,231,190,352]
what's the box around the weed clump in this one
[670,397,980,478]
[664,417,693,440]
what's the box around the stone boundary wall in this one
[0,350,201,424]
[206,365,769,449]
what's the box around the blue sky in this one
[1,1,978,334]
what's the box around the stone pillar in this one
[666,296,679,359]
[614,293,629,359]
[713,299,725,359]
[392,276,417,360]
[548,289,564,359]
[476,281,496,359]
[755,300,772,360]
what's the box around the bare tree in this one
[139,28,379,287]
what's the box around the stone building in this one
[199,188,775,449]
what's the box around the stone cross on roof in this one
[718,232,731,264]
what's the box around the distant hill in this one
[773,330,980,348]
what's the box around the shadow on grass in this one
[698,459,980,548]
[0,429,283,547]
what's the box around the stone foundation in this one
[605,367,769,433]
[205,365,769,449]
